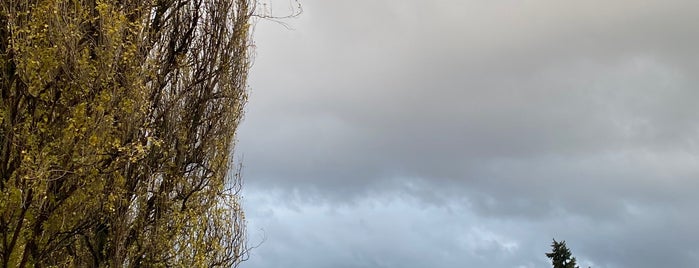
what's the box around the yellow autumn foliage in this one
[0,0,253,266]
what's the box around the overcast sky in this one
[236,1,699,267]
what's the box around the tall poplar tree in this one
[0,0,254,266]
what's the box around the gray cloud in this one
[238,1,699,267]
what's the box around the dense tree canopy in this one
[0,0,254,266]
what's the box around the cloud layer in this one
[238,1,699,267]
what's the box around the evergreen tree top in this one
[546,239,580,268]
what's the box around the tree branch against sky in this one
[0,0,255,266]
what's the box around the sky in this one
[236,1,699,267]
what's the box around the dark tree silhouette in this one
[546,239,580,268]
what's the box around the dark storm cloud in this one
[238,1,699,267]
